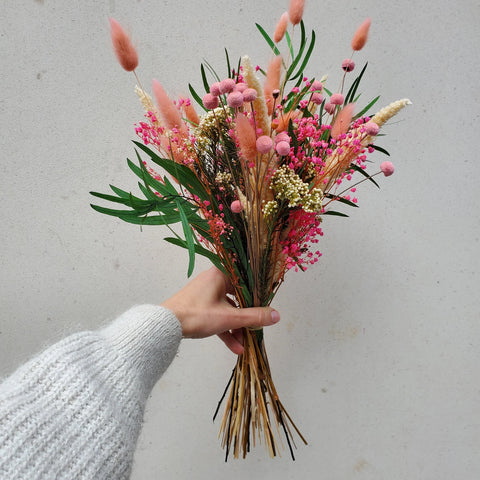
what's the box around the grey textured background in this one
[1,1,479,478]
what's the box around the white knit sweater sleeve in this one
[0,304,182,480]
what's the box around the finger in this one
[225,307,280,330]
[218,332,244,355]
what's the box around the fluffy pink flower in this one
[203,93,219,110]
[274,12,289,43]
[310,80,323,91]
[342,59,355,72]
[289,0,305,26]
[324,102,336,114]
[330,93,344,105]
[380,161,395,176]
[219,78,236,94]
[275,132,290,144]
[351,18,371,51]
[364,121,379,136]
[275,141,291,156]
[235,114,257,163]
[234,82,248,93]
[109,18,138,72]
[227,91,244,108]
[230,200,243,213]
[311,92,323,105]
[243,88,258,102]
[256,135,273,154]
[209,82,221,96]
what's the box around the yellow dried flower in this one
[371,98,412,128]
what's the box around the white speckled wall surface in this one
[1,1,479,478]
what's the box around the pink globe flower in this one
[227,91,244,108]
[380,161,395,177]
[209,82,221,96]
[219,78,236,94]
[364,121,380,136]
[256,135,273,154]
[341,59,355,72]
[234,82,248,92]
[203,93,219,110]
[330,93,344,105]
[230,200,243,213]
[275,132,290,144]
[275,141,291,156]
[243,88,258,102]
[324,102,336,114]
[310,80,323,91]
[311,92,324,105]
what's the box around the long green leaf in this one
[290,30,316,81]
[344,62,368,104]
[255,23,280,56]
[350,163,380,188]
[325,193,359,208]
[322,210,349,217]
[175,198,196,277]
[200,63,210,93]
[188,83,207,111]
[354,95,380,119]
[369,144,390,156]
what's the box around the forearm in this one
[0,305,182,480]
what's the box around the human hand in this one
[161,267,280,355]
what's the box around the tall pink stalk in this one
[152,79,187,135]
[273,12,289,43]
[288,0,305,26]
[109,18,138,72]
[264,55,282,115]
[351,18,371,51]
[331,103,355,139]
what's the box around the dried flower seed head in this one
[235,113,257,163]
[311,92,323,105]
[289,0,305,26]
[109,18,138,72]
[273,12,289,43]
[324,102,335,114]
[227,91,244,108]
[351,18,371,51]
[243,88,258,102]
[364,121,379,136]
[235,82,248,93]
[330,93,344,105]
[275,141,291,156]
[231,200,244,213]
[256,135,273,154]
[220,78,236,94]
[371,98,412,128]
[342,59,355,72]
[210,82,221,96]
[203,93,219,110]
[275,132,290,144]
[380,161,395,176]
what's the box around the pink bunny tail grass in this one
[180,97,200,126]
[331,103,355,139]
[273,12,289,43]
[109,18,138,72]
[235,114,257,164]
[351,18,371,51]
[288,0,305,26]
[264,55,282,115]
[152,79,187,135]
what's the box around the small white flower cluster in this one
[215,171,233,186]
[194,107,228,150]
[269,166,323,213]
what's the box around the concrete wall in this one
[1,1,479,478]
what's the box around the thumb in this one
[229,306,280,330]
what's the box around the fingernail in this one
[271,310,280,324]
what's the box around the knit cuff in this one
[99,305,182,394]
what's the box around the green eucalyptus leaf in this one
[255,23,280,56]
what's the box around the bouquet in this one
[91,0,410,460]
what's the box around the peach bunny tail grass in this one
[288,0,305,26]
[109,18,138,72]
[273,12,289,43]
[331,103,355,139]
[351,18,371,51]
[235,114,257,164]
[264,55,283,115]
[152,79,187,135]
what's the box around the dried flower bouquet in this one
[91,0,409,460]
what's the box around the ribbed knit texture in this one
[0,305,182,480]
